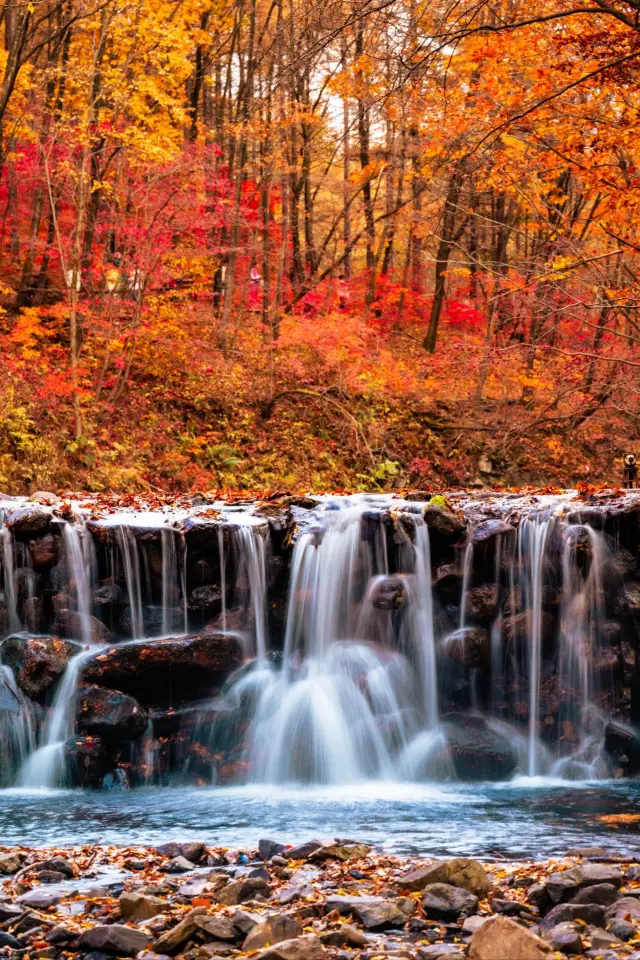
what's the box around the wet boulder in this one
[442,714,518,781]
[441,627,490,669]
[78,924,152,956]
[466,584,499,620]
[546,862,622,903]
[604,722,640,774]
[118,605,184,638]
[1,635,82,701]
[53,610,112,644]
[81,633,243,705]
[75,684,148,742]
[423,504,466,539]
[64,735,117,788]
[472,519,513,545]
[184,584,224,615]
[26,533,60,568]
[367,575,411,611]
[6,506,52,535]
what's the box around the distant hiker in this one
[623,454,638,488]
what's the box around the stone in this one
[36,857,75,879]
[441,627,490,669]
[258,839,285,861]
[468,915,553,959]
[16,888,63,909]
[27,534,59,568]
[120,892,166,922]
[309,842,370,862]
[257,934,324,960]
[399,857,491,898]
[47,926,81,946]
[243,915,302,951]
[82,634,243,706]
[325,894,413,928]
[6,506,52,534]
[527,882,551,914]
[443,716,518,780]
[0,903,25,921]
[605,895,640,922]
[608,917,638,939]
[0,851,25,874]
[588,926,621,948]
[231,910,261,936]
[64,735,114,788]
[284,841,322,860]
[462,915,490,934]
[217,877,271,905]
[472,519,513,544]
[627,864,640,881]
[154,908,208,954]
[320,926,368,948]
[193,916,238,942]
[491,898,525,916]
[417,947,465,960]
[79,925,152,956]
[422,505,465,538]
[570,882,620,906]
[1,635,81,700]
[0,933,21,948]
[539,902,605,932]
[546,863,622,903]
[76,685,148,742]
[422,883,479,921]
[160,856,194,874]
[156,843,205,863]
[544,921,583,954]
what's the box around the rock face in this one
[441,716,518,780]
[1,635,81,700]
[469,915,553,959]
[75,684,148,741]
[64,735,115,788]
[422,883,478,920]
[81,633,243,705]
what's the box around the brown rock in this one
[243,915,302,951]
[258,934,324,960]
[120,892,166,922]
[1,635,81,700]
[78,925,152,956]
[469,915,553,960]
[216,877,271,905]
[154,907,208,955]
[399,857,491,898]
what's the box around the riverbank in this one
[0,839,637,960]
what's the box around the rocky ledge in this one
[0,840,637,960]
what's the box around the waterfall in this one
[161,528,179,636]
[218,526,227,633]
[62,522,96,645]
[19,648,98,788]
[1,521,19,636]
[230,517,268,659]
[117,526,144,639]
[519,517,554,777]
[0,665,36,781]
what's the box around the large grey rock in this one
[469,915,553,959]
[570,883,620,906]
[539,902,605,932]
[154,907,208,954]
[399,857,491,898]
[422,882,478,920]
[546,862,622,903]
[320,925,368,948]
[16,888,63,909]
[605,896,640,923]
[78,924,152,956]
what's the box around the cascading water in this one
[19,647,101,788]
[62,522,96,645]
[117,526,144,639]
[0,665,36,780]
[1,519,19,636]
[0,491,632,790]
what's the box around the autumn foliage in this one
[0,0,639,492]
